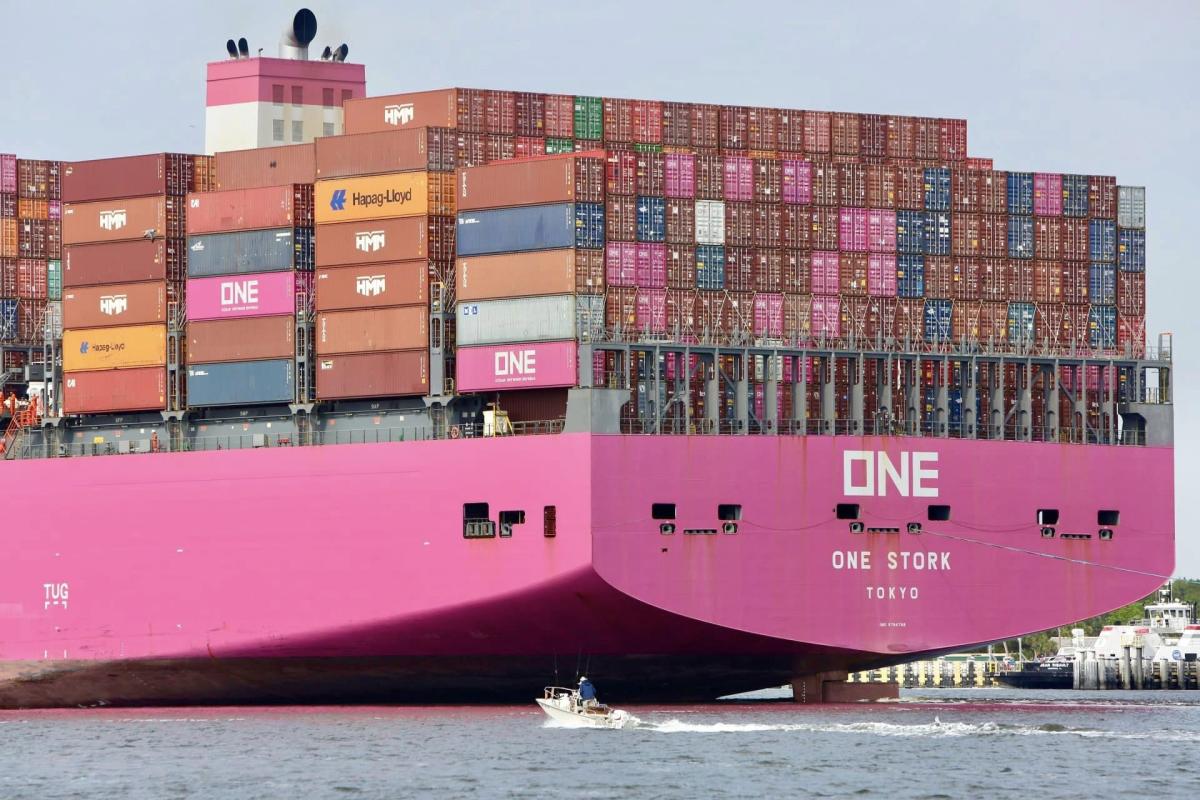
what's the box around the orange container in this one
[315,261,428,311]
[313,172,429,224]
[63,196,185,245]
[316,306,428,355]
[456,249,579,301]
[62,324,167,371]
[187,316,295,363]
[62,281,171,329]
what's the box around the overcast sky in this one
[3,0,1197,575]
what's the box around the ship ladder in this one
[1,395,39,460]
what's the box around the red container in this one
[953,213,981,256]
[1007,260,1033,302]
[811,207,839,250]
[515,92,545,137]
[980,172,1007,214]
[691,103,715,149]
[1062,218,1089,261]
[752,250,783,292]
[748,107,779,152]
[725,202,753,247]
[485,90,516,135]
[633,100,663,144]
[695,155,723,200]
[981,215,1008,258]
[186,185,313,235]
[316,350,429,400]
[952,258,980,301]
[1033,261,1062,304]
[62,367,166,414]
[544,94,575,138]
[1117,271,1146,315]
[605,286,637,331]
[804,111,832,154]
[16,258,47,299]
[753,159,782,204]
[63,154,200,203]
[604,98,634,143]
[63,238,183,287]
[1034,217,1063,260]
[812,163,838,207]
[1116,313,1145,356]
[316,306,428,355]
[665,199,696,245]
[831,113,860,157]
[924,256,952,299]
[781,206,810,250]
[459,154,603,210]
[860,114,887,159]
[838,164,866,207]
[887,116,916,161]
[214,144,316,191]
[840,252,868,295]
[661,102,691,148]
[606,197,637,242]
[952,171,978,212]
[606,151,637,196]
[811,251,839,294]
[724,246,753,291]
[719,105,749,150]
[753,204,782,249]
[866,165,896,208]
[778,109,805,152]
[980,301,1009,343]
[315,216,430,267]
[515,137,546,158]
[894,298,923,341]
[939,119,968,162]
[1089,176,1116,219]
[786,250,811,294]
[315,128,455,178]
[1061,261,1089,304]
[896,167,925,210]
[485,134,515,163]
[915,117,940,160]
[667,245,696,289]
[637,152,665,196]
[187,316,296,363]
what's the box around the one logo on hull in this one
[330,189,347,211]
[99,209,127,231]
[355,275,386,297]
[355,230,386,253]
[384,103,415,126]
[99,294,128,316]
[842,450,939,497]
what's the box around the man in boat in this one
[577,676,598,708]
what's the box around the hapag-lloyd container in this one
[63,153,201,203]
[315,216,429,267]
[456,295,604,346]
[457,153,604,211]
[62,324,166,371]
[316,350,429,400]
[63,239,182,287]
[457,250,592,302]
[316,261,428,311]
[63,281,170,329]
[187,270,309,321]
[313,172,429,225]
[456,203,603,256]
[187,359,295,407]
[456,340,578,392]
[214,143,316,191]
[62,367,166,414]
[317,305,428,355]
[186,228,312,277]
[63,195,185,245]
[186,185,313,235]
[186,316,295,363]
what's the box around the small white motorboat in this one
[536,686,634,729]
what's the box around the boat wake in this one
[642,716,1200,741]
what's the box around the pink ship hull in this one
[0,434,1174,706]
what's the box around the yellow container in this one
[63,324,167,372]
[315,172,430,224]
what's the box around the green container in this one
[545,138,575,155]
[634,143,664,154]
[573,96,603,141]
[47,259,62,301]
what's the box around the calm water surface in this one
[1,689,1198,799]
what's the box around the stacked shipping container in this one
[183,184,314,407]
[0,153,62,378]
[453,153,606,392]
[60,154,213,414]
[312,128,440,399]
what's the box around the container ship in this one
[0,11,1173,707]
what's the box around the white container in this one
[456,295,604,346]
[1117,186,1146,230]
[695,199,726,245]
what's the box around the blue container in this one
[187,359,295,407]
[1008,215,1034,259]
[924,167,951,212]
[1089,219,1116,263]
[636,196,666,242]
[896,210,926,255]
[924,212,951,255]
[923,299,952,342]
[0,299,17,341]
[1062,174,1089,217]
[1089,305,1117,350]
[457,203,577,256]
[1089,262,1116,305]
[187,227,313,278]
[575,202,605,248]
[1007,302,1036,343]
[897,254,925,298]
[696,245,726,290]
[1006,172,1033,215]
[1117,228,1145,272]
[948,388,964,427]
